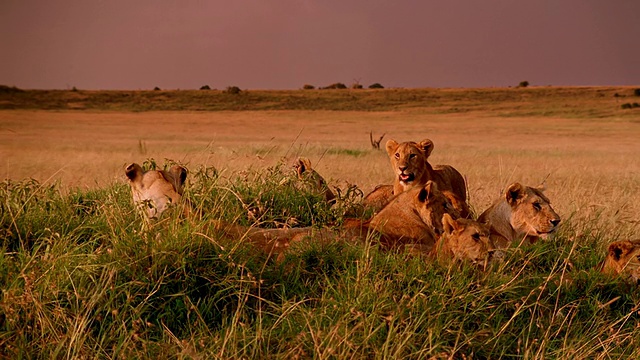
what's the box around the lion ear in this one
[169,165,188,186]
[442,213,457,235]
[294,157,311,177]
[418,139,434,158]
[125,163,143,183]
[505,182,525,205]
[608,240,632,261]
[418,181,438,202]
[385,139,399,156]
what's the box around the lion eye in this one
[472,233,481,241]
[395,153,400,159]
[533,202,542,211]
[409,153,416,159]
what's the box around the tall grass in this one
[1,160,640,359]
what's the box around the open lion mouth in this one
[399,173,415,183]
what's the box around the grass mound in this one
[2,161,639,358]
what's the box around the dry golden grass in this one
[1,88,639,238]
[3,88,640,358]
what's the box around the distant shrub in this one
[634,88,640,97]
[302,84,315,90]
[621,103,639,109]
[200,85,211,90]
[351,83,363,89]
[225,86,242,94]
[71,86,79,92]
[368,83,384,89]
[518,81,529,88]
[0,85,24,93]
[323,83,347,90]
[153,86,161,91]
[614,93,621,97]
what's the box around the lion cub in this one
[384,139,470,218]
[125,163,187,218]
[477,182,561,250]
[600,239,640,283]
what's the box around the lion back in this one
[432,164,466,200]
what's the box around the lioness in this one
[385,139,470,218]
[431,213,495,270]
[600,239,640,283]
[214,181,457,259]
[125,163,187,218]
[477,182,561,250]
[293,157,336,203]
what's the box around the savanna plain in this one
[1,87,640,358]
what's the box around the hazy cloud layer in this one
[1,0,639,90]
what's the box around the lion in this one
[430,213,495,270]
[599,239,640,283]
[385,139,470,218]
[293,157,336,203]
[125,163,187,218]
[361,180,456,249]
[477,182,561,250]
[213,180,458,260]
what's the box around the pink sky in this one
[1,0,639,90]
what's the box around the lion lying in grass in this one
[431,213,495,270]
[213,181,453,259]
[125,163,188,218]
[599,239,640,283]
[477,182,561,250]
[293,157,336,203]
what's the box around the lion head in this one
[368,180,459,247]
[505,183,561,240]
[600,239,640,283]
[293,157,336,203]
[385,139,433,192]
[125,163,187,218]
[479,182,561,248]
[440,213,495,269]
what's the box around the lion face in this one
[505,183,561,239]
[125,163,187,218]
[601,239,640,283]
[442,213,494,269]
[386,139,434,190]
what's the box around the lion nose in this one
[550,219,560,227]
[398,165,407,172]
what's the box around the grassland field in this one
[1,86,640,358]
